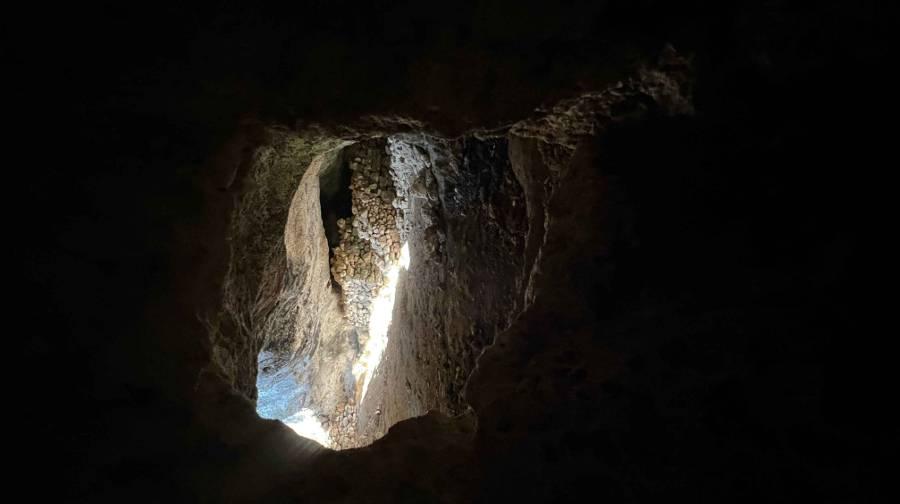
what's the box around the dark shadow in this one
[319,149,354,268]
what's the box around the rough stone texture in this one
[279,149,359,420]
[240,132,530,450]
[18,2,892,502]
[352,133,531,445]
[331,142,403,330]
[211,131,344,402]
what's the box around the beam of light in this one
[354,242,410,403]
[399,241,410,269]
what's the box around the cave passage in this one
[254,139,417,449]
[248,134,525,450]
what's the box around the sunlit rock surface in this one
[256,351,311,421]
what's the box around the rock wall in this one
[330,142,403,330]
[234,131,530,449]
[211,131,343,401]
[353,134,530,444]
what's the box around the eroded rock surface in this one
[231,130,531,449]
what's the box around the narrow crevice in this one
[319,150,353,255]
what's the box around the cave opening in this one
[243,132,527,451]
[253,137,420,449]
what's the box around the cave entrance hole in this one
[250,133,523,450]
[255,138,416,450]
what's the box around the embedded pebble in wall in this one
[329,144,407,333]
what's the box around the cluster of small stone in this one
[330,147,404,329]
[325,402,359,450]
